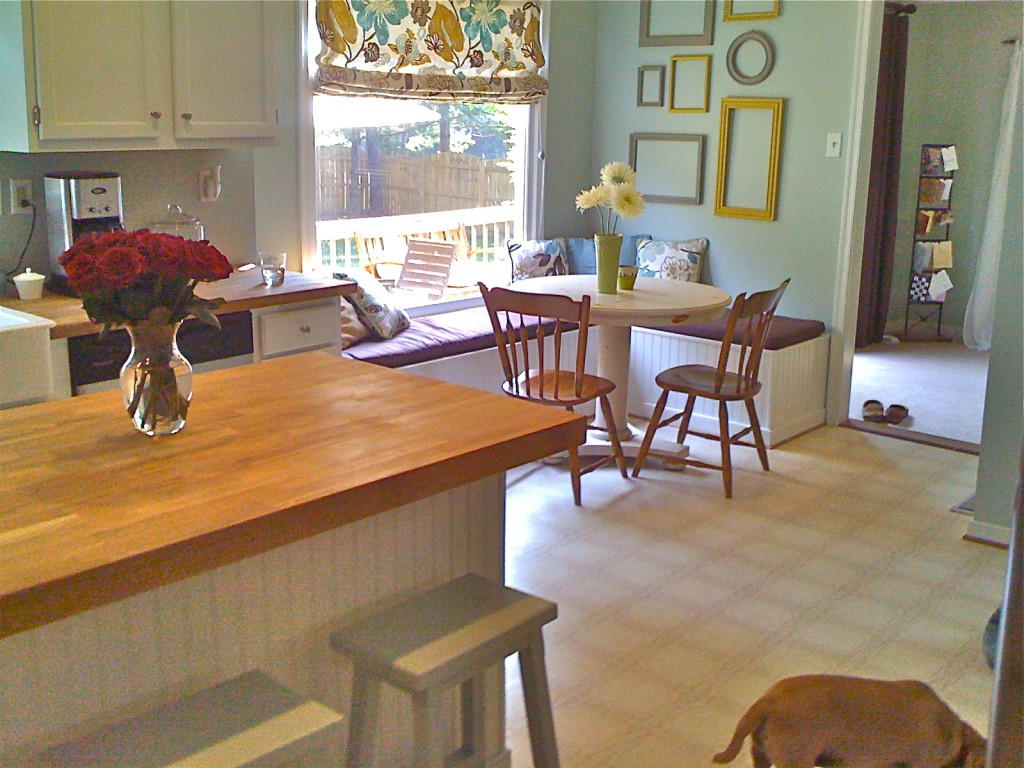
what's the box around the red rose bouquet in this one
[58,229,233,331]
[58,230,234,436]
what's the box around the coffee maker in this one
[45,171,125,295]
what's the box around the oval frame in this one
[726,30,776,85]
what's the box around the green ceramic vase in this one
[595,233,622,294]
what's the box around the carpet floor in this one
[848,340,989,446]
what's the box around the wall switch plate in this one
[826,133,842,158]
[9,178,33,214]
[198,166,222,202]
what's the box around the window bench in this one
[335,307,829,446]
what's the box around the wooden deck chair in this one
[397,239,458,299]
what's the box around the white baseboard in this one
[965,519,1012,547]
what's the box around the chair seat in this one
[505,370,617,407]
[655,364,763,401]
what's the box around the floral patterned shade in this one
[314,0,548,103]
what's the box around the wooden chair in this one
[632,279,790,498]
[397,238,458,299]
[478,283,628,506]
[357,223,469,285]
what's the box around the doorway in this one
[848,1,992,451]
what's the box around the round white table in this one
[509,275,731,457]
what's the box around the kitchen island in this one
[0,352,585,765]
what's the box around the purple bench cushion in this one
[343,306,567,368]
[645,315,825,351]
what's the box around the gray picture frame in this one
[639,0,715,47]
[629,132,706,205]
[637,65,666,107]
[726,30,776,85]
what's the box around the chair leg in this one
[460,675,487,760]
[676,394,697,445]
[745,398,770,471]
[519,632,561,768]
[718,400,733,499]
[598,395,628,478]
[567,445,582,506]
[346,668,381,768]
[633,390,670,478]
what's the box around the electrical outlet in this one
[9,178,33,215]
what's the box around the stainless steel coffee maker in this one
[45,171,125,295]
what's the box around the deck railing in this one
[316,205,517,273]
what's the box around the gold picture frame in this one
[669,55,711,113]
[723,0,780,22]
[714,97,784,221]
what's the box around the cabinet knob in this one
[181,112,193,121]
[150,111,162,119]
[299,325,311,334]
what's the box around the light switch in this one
[198,166,222,202]
[826,133,842,158]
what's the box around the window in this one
[313,95,530,309]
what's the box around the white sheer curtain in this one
[963,41,1022,350]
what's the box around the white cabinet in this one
[0,1,276,152]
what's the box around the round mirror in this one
[726,30,776,86]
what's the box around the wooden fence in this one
[316,147,515,220]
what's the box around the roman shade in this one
[314,0,548,103]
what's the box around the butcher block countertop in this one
[0,352,586,638]
[0,269,355,340]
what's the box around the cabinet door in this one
[170,1,276,140]
[32,1,169,140]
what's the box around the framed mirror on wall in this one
[714,97,784,220]
[630,132,706,205]
[639,0,715,47]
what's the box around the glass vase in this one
[120,322,193,436]
[595,233,623,294]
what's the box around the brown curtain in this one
[856,4,912,348]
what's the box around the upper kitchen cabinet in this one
[0,1,278,152]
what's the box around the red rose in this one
[60,249,107,293]
[92,245,147,289]
[183,240,233,281]
[144,232,191,279]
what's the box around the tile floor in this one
[502,425,1007,767]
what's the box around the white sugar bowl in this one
[12,268,45,300]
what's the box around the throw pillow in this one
[507,238,568,282]
[636,237,708,283]
[339,295,371,348]
[335,268,411,340]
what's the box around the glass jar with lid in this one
[149,204,204,241]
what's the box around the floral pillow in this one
[507,238,569,282]
[636,237,708,283]
[335,268,411,340]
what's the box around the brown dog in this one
[712,674,987,768]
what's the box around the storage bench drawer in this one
[256,302,341,358]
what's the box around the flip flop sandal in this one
[862,399,886,423]
[885,404,909,425]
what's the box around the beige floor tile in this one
[499,426,1006,767]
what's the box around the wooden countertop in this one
[0,352,586,638]
[0,269,355,340]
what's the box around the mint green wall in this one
[577,0,862,322]
[972,99,1022,537]
[888,0,1022,337]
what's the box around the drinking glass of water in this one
[258,251,286,287]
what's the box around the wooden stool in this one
[25,670,343,768]
[330,573,560,768]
